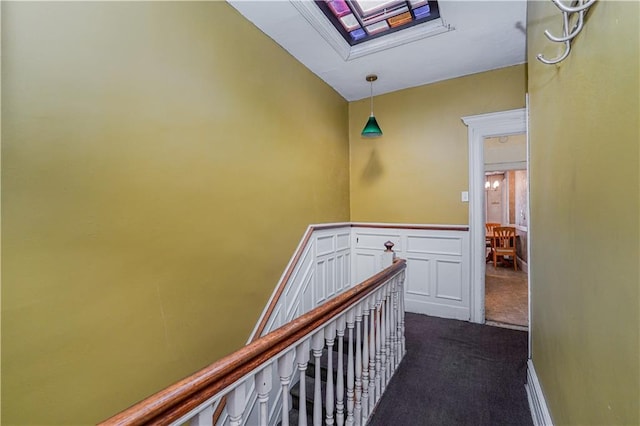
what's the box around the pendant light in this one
[361,74,383,138]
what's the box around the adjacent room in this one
[483,134,529,329]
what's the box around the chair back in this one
[493,226,516,249]
[485,222,501,234]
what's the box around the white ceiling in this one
[228,1,528,101]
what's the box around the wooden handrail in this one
[100,258,406,426]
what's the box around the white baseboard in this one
[517,256,528,271]
[525,360,553,426]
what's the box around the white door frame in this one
[461,108,527,324]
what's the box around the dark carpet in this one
[368,313,532,426]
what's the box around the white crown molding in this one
[291,0,352,60]
[291,0,453,61]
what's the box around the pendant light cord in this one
[370,80,374,116]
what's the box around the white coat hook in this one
[544,8,584,42]
[551,0,596,14]
[537,0,597,65]
[537,10,571,64]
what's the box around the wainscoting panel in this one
[326,257,336,297]
[316,234,335,256]
[406,257,431,297]
[356,233,402,251]
[435,260,463,301]
[285,260,313,320]
[352,225,470,321]
[406,235,463,256]
[315,259,326,305]
[302,271,314,313]
[354,251,378,283]
[336,232,350,250]
[314,228,351,306]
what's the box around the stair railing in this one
[100,254,406,426]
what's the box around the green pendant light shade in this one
[361,74,383,138]
[362,115,383,137]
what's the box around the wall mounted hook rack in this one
[537,0,597,65]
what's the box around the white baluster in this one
[228,382,246,426]
[368,296,376,415]
[345,309,355,426]
[399,272,406,356]
[396,276,404,363]
[375,291,382,401]
[396,276,402,363]
[336,316,346,426]
[255,365,273,426]
[312,331,325,426]
[390,278,398,372]
[279,350,296,426]
[384,285,392,387]
[296,340,310,426]
[380,292,387,392]
[325,322,336,425]
[191,404,213,426]
[360,300,369,423]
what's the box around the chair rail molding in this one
[461,108,527,324]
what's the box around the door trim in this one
[461,108,526,324]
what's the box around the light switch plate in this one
[461,191,469,202]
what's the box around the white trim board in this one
[461,108,527,324]
[484,160,527,172]
[526,360,554,426]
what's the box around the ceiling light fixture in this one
[361,74,383,138]
[485,175,501,191]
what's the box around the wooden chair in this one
[485,223,501,262]
[492,226,518,271]
[485,222,501,234]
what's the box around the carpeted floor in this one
[485,264,528,328]
[368,313,532,426]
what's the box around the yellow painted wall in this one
[527,1,639,424]
[349,65,526,224]
[1,2,349,424]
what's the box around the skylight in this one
[316,0,441,46]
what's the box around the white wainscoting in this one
[254,225,353,339]
[352,225,470,321]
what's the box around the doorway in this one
[483,134,529,329]
[461,108,528,325]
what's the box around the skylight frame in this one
[315,0,442,47]
[290,0,451,61]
